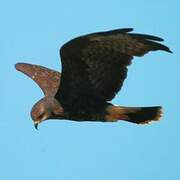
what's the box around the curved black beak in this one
[34,122,39,130]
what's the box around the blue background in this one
[0,0,179,179]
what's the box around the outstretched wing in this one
[15,63,61,96]
[55,28,172,110]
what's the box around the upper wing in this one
[55,28,172,109]
[15,63,61,96]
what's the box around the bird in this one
[15,28,172,129]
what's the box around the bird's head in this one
[31,96,64,129]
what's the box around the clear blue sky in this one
[0,0,179,179]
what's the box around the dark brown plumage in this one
[15,28,172,128]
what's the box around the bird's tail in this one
[105,105,163,124]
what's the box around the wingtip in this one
[167,49,173,53]
[15,63,22,71]
[15,62,25,70]
[163,47,173,54]
[15,62,32,71]
[130,33,165,42]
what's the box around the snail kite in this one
[15,28,172,129]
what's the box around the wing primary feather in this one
[129,33,164,41]
[145,40,173,53]
[97,28,134,36]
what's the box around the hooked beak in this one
[34,121,41,130]
[33,113,50,130]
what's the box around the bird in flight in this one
[15,28,172,129]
